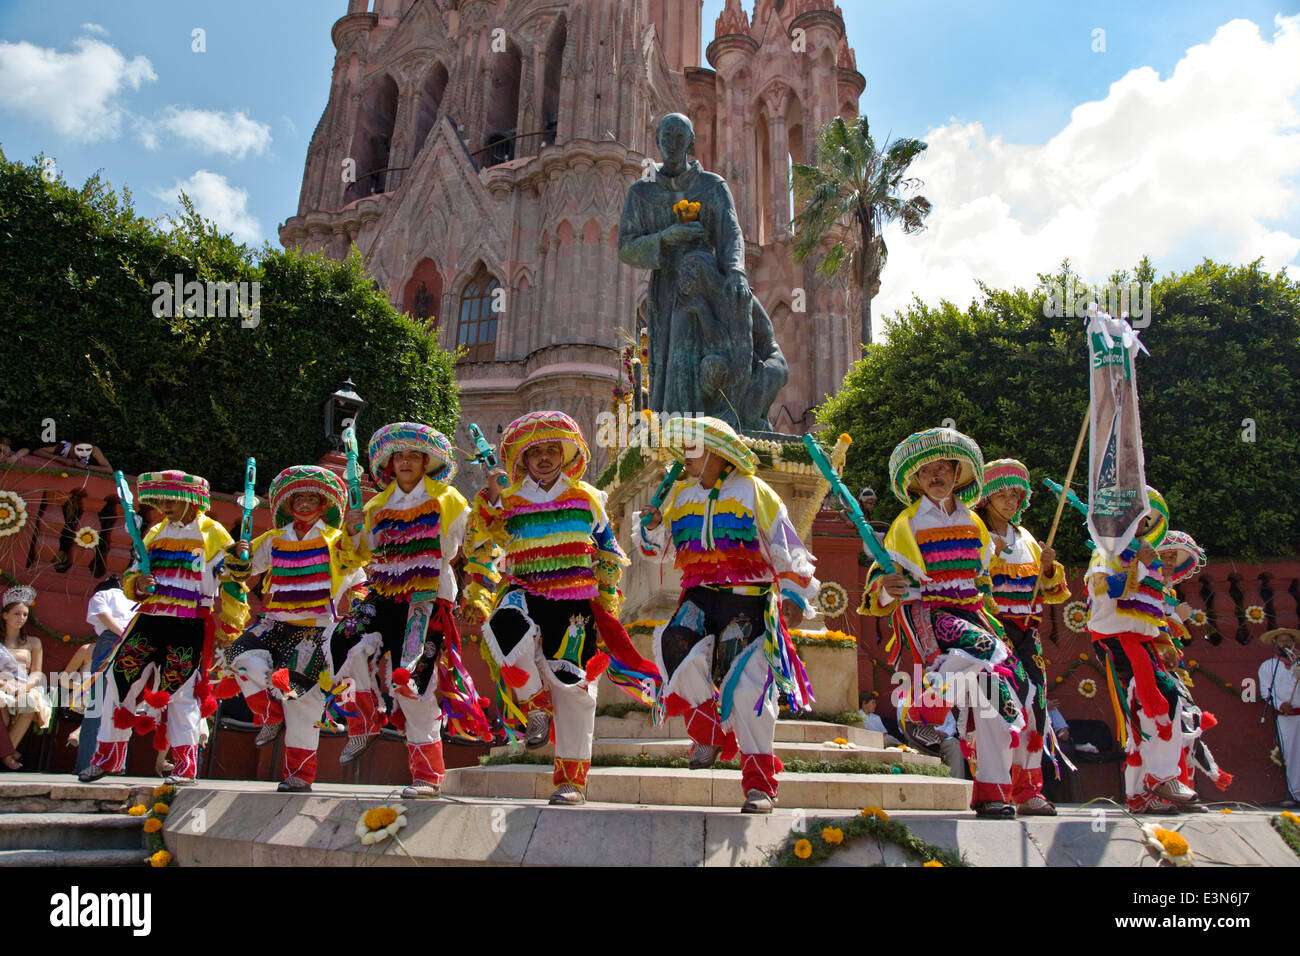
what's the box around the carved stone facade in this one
[281,0,865,473]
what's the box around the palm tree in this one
[791,115,932,347]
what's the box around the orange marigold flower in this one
[144,818,163,833]
[793,838,812,860]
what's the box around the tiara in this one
[2,584,36,607]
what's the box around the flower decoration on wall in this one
[74,526,101,549]
[1188,609,1208,629]
[1244,605,1266,626]
[0,490,27,538]
[816,581,849,618]
[1062,600,1089,634]
[1077,678,1098,699]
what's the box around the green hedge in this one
[817,259,1300,563]
[0,151,458,493]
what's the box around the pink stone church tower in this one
[280,0,864,467]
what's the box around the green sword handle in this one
[640,460,684,530]
[236,457,258,560]
[803,434,895,573]
[114,470,154,593]
[342,425,363,509]
[468,423,508,488]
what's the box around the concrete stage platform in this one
[4,775,1296,867]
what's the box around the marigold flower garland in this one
[771,808,966,867]
[130,783,179,866]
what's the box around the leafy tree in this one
[791,115,932,347]
[817,258,1300,562]
[0,149,458,494]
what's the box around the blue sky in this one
[2,1,1298,324]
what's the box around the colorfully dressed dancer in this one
[329,423,493,798]
[80,471,248,784]
[1153,530,1231,800]
[468,411,659,806]
[859,428,1028,818]
[216,466,367,792]
[637,416,818,813]
[1086,486,1196,813]
[976,459,1070,815]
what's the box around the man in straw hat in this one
[1259,626,1300,807]
[215,466,368,793]
[468,411,660,806]
[79,470,249,784]
[330,423,494,798]
[860,427,1029,818]
[638,415,818,814]
[1086,486,1199,813]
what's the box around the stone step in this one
[0,848,147,867]
[443,764,970,810]
[0,812,146,852]
[593,714,882,748]
[0,780,156,814]
[491,737,940,767]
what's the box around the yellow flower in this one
[1218,808,1232,814]
[127,805,147,816]
[1078,653,1088,661]
[923,860,943,867]
[1245,605,1265,624]
[1054,676,1064,684]
[1281,811,1300,825]
[74,526,101,549]
[144,818,163,833]
[153,784,174,799]
[152,802,169,816]
[1188,660,1199,669]
[833,737,848,745]
[1142,825,1193,866]
[793,838,812,859]
[821,826,844,845]
[60,472,68,478]
[149,849,172,867]
[356,804,408,845]
[860,806,889,821]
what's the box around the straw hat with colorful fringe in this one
[1141,485,1169,549]
[2,584,36,608]
[979,459,1032,523]
[269,466,347,529]
[137,470,211,513]
[659,415,758,476]
[500,411,589,483]
[1157,529,1206,585]
[367,422,457,489]
[888,427,985,506]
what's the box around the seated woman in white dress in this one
[1,585,53,768]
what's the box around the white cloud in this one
[872,14,1300,334]
[0,35,154,142]
[155,170,264,245]
[140,107,272,159]
[80,23,109,37]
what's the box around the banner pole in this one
[1030,409,1090,608]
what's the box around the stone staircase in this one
[0,780,151,866]
[444,712,972,811]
